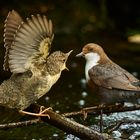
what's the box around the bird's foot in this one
[82,110,88,120]
[19,106,53,119]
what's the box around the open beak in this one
[76,52,84,57]
[65,50,73,71]
[66,50,73,56]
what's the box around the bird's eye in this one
[89,48,93,51]
[62,58,66,62]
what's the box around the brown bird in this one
[0,10,72,117]
[76,43,140,104]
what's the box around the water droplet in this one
[78,100,85,106]
[80,78,87,84]
[132,72,138,77]
[81,91,88,97]
[45,96,49,101]
[56,110,60,113]
[53,133,59,137]
[80,78,87,88]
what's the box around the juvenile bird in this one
[76,43,140,104]
[0,10,72,116]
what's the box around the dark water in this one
[0,37,140,140]
[0,1,140,139]
[0,0,140,140]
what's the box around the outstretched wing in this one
[5,11,54,73]
[88,63,140,91]
[3,10,23,71]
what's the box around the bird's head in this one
[46,50,73,75]
[76,43,110,65]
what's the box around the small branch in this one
[0,108,109,140]
[62,104,140,118]
[1,104,140,139]
[108,119,140,133]
[62,110,83,117]
[41,110,109,140]
[0,118,40,129]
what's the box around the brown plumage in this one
[0,10,72,114]
[76,43,140,104]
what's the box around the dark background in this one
[0,0,140,139]
[0,0,140,80]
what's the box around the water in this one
[0,38,140,139]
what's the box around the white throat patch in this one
[85,52,100,81]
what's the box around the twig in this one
[41,110,110,140]
[108,119,140,133]
[62,104,140,118]
[0,109,110,140]
[0,118,40,129]
[1,104,140,139]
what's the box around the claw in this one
[82,110,88,120]
[19,106,53,119]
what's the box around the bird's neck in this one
[85,60,98,81]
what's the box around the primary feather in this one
[3,10,54,73]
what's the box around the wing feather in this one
[89,63,140,91]
[4,11,54,73]
[3,10,23,71]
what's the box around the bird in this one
[76,43,140,105]
[0,10,72,117]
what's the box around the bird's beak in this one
[65,67,69,71]
[76,52,84,57]
[65,50,73,71]
[66,50,73,56]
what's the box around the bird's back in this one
[89,61,140,91]
[0,72,33,110]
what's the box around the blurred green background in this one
[0,0,140,139]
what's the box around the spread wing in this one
[4,10,54,73]
[88,62,140,91]
[3,10,23,71]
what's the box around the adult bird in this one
[76,43,140,104]
[76,43,140,132]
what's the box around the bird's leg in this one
[19,106,53,118]
[100,109,103,133]
[98,103,105,133]
[82,110,88,120]
[38,106,53,118]
[82,105,104,133]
